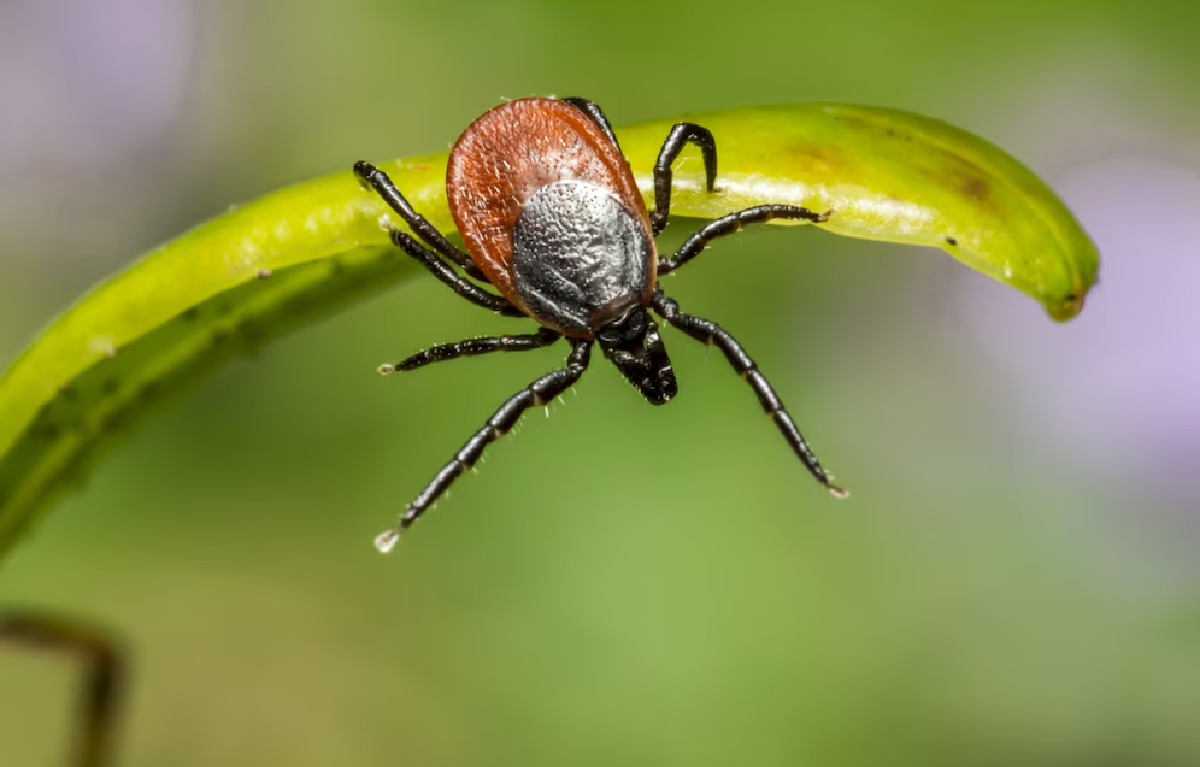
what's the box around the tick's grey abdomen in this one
[511,180,652,334]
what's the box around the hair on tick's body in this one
[355,97,845,552]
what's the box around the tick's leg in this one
[375,339,593,552]
[379,328,561,374]
[561,98,623,154]
[651,291,846,498]
[658,205,830,275]
[387,228,525,317]
[651,123,718,236]
[353,160,488,281]
[0,611,125,767]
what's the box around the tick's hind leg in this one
[651,123,718,235]
[0,610,125,767]
[651,290,846,498]
[561,98,622,153]
[379,328,561,374]
[353,160,488,282]
[375,339,594,552]
[659,205,830,275]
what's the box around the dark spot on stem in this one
[139,382,162,402]
[785,142,844,176]
[32,423,61,441]
[944,236,958,247]
[237,320,265,349]
[101,408,129,433]
[960,176,989,201]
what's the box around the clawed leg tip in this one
[353,161,375,186]
[374,529,401,553]
[827,484,849,500]
[377,363,397,375]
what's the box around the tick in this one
[355,97,845,552]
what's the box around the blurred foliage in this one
[1,0,1198,766]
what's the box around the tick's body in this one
[355,97,844,551]
[449,98,656,332]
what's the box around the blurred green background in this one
[2,0,1199,765]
